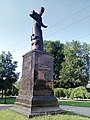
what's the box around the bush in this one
[85,92,90,99]
[70,86,89,99]
[11,86,19,96]
[54,88,65,98]
[6,86,19,96]
[59,88,66,98]
[54,88,60,98]
[54,86,90,99]
[64,88,74,98]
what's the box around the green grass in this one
[59,100,90,107]
[0,110,90,120]
[0,97,16,104]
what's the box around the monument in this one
[11,7,60,117]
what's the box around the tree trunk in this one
[2,89,3,98]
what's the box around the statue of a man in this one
[29,7,47,51]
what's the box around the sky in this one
[0,0,90,78]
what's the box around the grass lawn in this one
[59,99,90,107]
[0,97,16,104]
[0,110,90,120]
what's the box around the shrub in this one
[6,86,19,96]
[64,88,74,98]
[85,92,90,99]
[54,88,65,98]
[54,88,60,98]
[54,86,90,99]
[58,88,66,98]
[70,86,88,99]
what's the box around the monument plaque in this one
[11,7,60,117]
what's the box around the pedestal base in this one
[11,105,61,117]
[11,50,61,117]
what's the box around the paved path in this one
[0,104,13,110]
[60,105,90,117]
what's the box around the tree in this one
[60,40,89,88]
[6,81,20,96]
[44,40,64,81]
[0,51,19,100]
[82,42,90,82]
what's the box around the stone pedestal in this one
[11,50,60,117]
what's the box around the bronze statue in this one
[29,7,47,51]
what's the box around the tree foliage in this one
[44,40,90,88]
[44,40,64,80]
[60,40,90,88]
[0,51,19,97]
